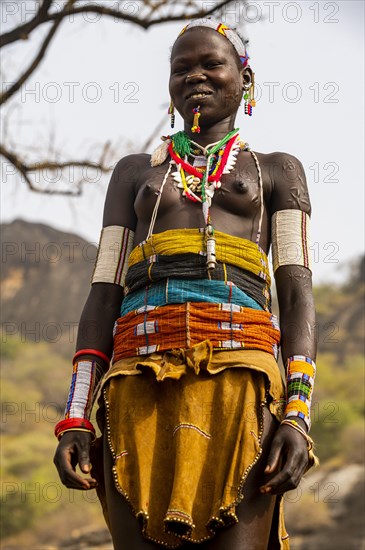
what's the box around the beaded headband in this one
[178,19,249,68]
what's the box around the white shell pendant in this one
[172,170,182,184]
[186,175,200,185]
[186,175,201,192]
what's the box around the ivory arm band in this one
[271,209,312,273]
[91,225,135,287]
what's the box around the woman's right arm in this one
[54,154,142,490]
[73,151,141,361]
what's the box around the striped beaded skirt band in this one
[112,302,281,362]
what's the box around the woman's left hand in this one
[259,424,309,495]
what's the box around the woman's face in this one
[169,28,245,130]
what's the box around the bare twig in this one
[0,0,67,48]
[41,0,235,29]
[0,1,76,104]
[0,143,113,195]
[1,0,62,48]
[1,0,235,48]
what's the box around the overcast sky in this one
[1,0,364,284]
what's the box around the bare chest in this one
[136,153,270,217]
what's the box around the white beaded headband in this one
[178,19,249,68]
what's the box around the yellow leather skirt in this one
[93,345,291,548]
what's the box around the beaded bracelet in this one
[55,418,96,441]
[284,355,316,431]
[72,348,111,366]
[64,359,105,421]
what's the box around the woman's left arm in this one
[260,152,317,495]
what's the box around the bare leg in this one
[104,406,278,550]
[103,436,163,550]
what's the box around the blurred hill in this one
[1,220,364,548]
[1,219,97,357]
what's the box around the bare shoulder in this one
[259,151,311,215]
[103,153,150,229]
[253,150,304,173]
[112,153,151,186]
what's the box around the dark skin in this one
[54,27,316,549]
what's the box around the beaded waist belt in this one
[121,278,263,316]
[125,254,271,311]
[127,228,271,285]
[112,302,281,362]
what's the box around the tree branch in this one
[1,0,235,48]
[43,0,235,29]
[1,0,54,48]
[0,1,76,104]
[0,142,113,196]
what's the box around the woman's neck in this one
[183,116,238,148]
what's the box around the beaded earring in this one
[191,106,201,133]
[244,73,256,116]
[168,100,175,128]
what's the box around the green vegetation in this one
[310,353,364,463]
[0,338,103,543]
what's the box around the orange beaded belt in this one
[112,302,281,362]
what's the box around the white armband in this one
[91,225,135,287]
[271,210,312,273]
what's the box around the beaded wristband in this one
[72,348,111,366]
[284,355,316,431]
[55,356,109,441]
[64,359,105,420]
[55,418,96,440]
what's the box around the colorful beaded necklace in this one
[149,129,264,270]
[168,130,246,226]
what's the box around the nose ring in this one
[186,73,204,79]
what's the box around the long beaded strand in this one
[168,130,252,270]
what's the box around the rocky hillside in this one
[1,219,96,351]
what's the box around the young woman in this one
[54,19,317,550]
